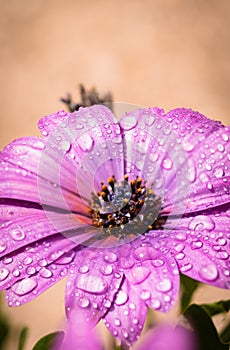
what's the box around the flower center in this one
[90,175,164,239]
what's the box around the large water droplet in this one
[145,115,155,126]
[0,268,9,281]
[0,243,7,254]
[151,299,161,309]
[10,229,25,241]
[199,264,218,281]
[23,257,33,265]
[56,251,75,265]
[12,278,37,296]
[215,251,229,260]
[156,278,172,292]
[151,259,164,267]
[125,266,150,285]
[182,138,194,152]
[77,133,94,152]
[213,167,224,178]
[76,275,107,294]
[115,290,128,305]
[188,215,215,231]
[121,328,129,339]
[120,115,137,131]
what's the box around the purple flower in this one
[0,105,229,346]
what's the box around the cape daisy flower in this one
[0,105,229,346]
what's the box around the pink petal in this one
[65,247,123,326]
[103,278,148,346]
[123,239,179,312]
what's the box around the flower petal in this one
[123,239,179,312]
[65,247,123,326]
[103,278,148,346]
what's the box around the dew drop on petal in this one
[104,252,117,263]
[76,275,107,294]
[77,133,94,152]
[78,297,90,308]
[222,133,229,142]
[120,115,137,131]
[79,265,89,274]
[213,167,224,178]
[114,318,121,326]
[145,115,155,126]
[26,267,36,275]
[125,266,150,285]
[162,158,173,170]
[199,264,219,281]
[151,259,165,267]
[10,229,25,241]
[151,299,161,310]
[40,268,53,278]
[0,268,9,281]
[188,215,215,231]
[156,278,172,292]
[115,290,129,306]
[140,290,151,300]
[180,263,193,272]
[215,251,229,260]
[12,278,37,296]
[23,257,33,265]
[103,299,111,308]
[100,265,113,276]
[121,328,129,339]
[60,140,71,153]
[0,244,7,254]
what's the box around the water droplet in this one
[23,257,33,265]
[100,265,113,276]
[121,328,129,339]
[162,158,173,170]
[56,251,75,265]
[12,278,37,296]
[129,303,136,310]
[156,278,172,292]
[145,115,155,126]
[186,159,196,183]
[175,233,187,241]
[180,263,193,272]
[222,133,229,142]
[114,318,121,326]
[10,229,25,241]
[215,251,229,260]
[13,269,20,277]
[151,299,161,309]
[103,299,111,308]
[75,123,84,130]
[79,265,89,274]
[60,140,71,153]
[217,144,225,152]
[199,264,218,281]
[78,297,90,308]
[3,257,13,265]
[120,115,137,130]
[191,241,203,249]
[26,267,36,275]
[32,140,45,150]
[214,167,224,178]
[151,259,164,267]
[0,268,9,281]
[125,266,150,285]
[115,290,128,305]
[104,252,117,263]
[40,268,53,278]
[77,133,94,152]
[182,139,194,152]
[189,215,215,231]
[76,275,107,294]
[0,244,7,254]
[216,238,226,246]
[140,290,151,300]
[176,253,185,260]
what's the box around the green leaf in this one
[18,327,28,350]
[179,273,200,312]
[200,300,230,317]
[32,331,64,350]
[0,316,10,350]
[220,321,230,344]
[183,304,229,350]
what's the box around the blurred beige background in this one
[0,0,230,349]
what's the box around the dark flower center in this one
[90,175,164,239]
